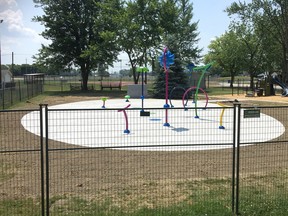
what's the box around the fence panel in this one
[3,104,287,215]
[238,106,288,215]
[0,82,43,109]
[44,107,235,215]
[0,109,44,215]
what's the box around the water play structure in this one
[118,104,131,134]
[185,63,212,118]
[18,48,286,151]
[101,97,107,108]
[21,98,285,151]
[217,102,229,129]
[159,47,175,126]
[136,66,150,116]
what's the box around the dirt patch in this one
[210,93,288,105]
[1,93,288,206]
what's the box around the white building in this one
[1,69,13,83]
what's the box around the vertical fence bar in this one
[18,81,22,101]
[39,104,45,216]
[2,86,5,109]
[235,103,241,215]
[27,82,29,99]
[44,104,50,216]
[32,82,34,97]
[232,103,237,213]
[10,85,13,106]
[232,101,241,215]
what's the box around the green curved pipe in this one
[193,63,212,118]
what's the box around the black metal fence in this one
[1,104,288,215]
[0,81,43,110]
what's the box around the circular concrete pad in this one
[21,99,285,151]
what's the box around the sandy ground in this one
[212,93,288,104]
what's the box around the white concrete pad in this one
[21,99,285,151]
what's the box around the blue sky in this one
[0,0,247,70]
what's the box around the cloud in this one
[0,0,50,64]
[0,0,17,7]
[1,8,39,39]
[0,1,49,45]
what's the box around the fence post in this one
[18,81,22,102]
[232,101,241,215]
[2,86,4,109]
[43,104,50,216]
[32,81,34,97]
[235,102,241,215]
[232,103,236,213]
[27,82,29,99]
[39,104,45,216]
[10,84,13,106]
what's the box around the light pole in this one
[0,19,3,86]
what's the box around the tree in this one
[206,31,243,87]
[119,69,132,77]
[170,0,202,63]
[118,0,162,84]
[6,64,45,75]
[227,0,288,82]
[152,47,188,99]
[97,63,110,80]
[33,0,120,90]
[259,24,282,74]
[232,24,265,88]
[152,0,200,97]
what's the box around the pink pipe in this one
[118,104,131,134]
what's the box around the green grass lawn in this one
[1,172,288,215]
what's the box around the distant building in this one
[23,73,45,84]
[1,69,13,83]
[188,71,207,89]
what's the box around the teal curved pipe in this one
[192,63,212,118]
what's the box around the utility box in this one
[127,84,148,98]
[189,72,206,88]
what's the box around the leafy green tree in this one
[159,0,179,37]
[6,64,44,75]
[206,30,243,87]
[169,0,202,63]
[232,24,265,88]
[33,0,120,90]
[152,0,200,97]
[118,0,162,84]
[227,0,288,82]
[259,26,282,74]
[119,69,132,77]
[97,63,109,80]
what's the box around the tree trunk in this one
[132,67,137,84]
[81,65,89,91]
[250,74,254,90]
[132,66,140,84]
[230,74,235,88]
